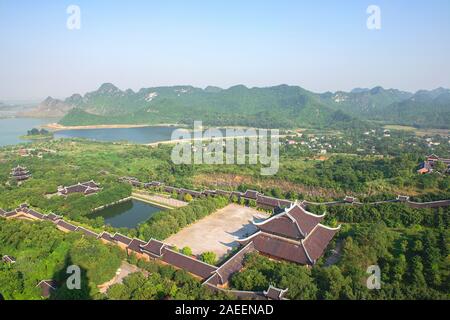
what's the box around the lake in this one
[0,118,54,147]
[53,126,252,144]
[0,118,259,146]
[91,199,164,228]
[54,126,180,144]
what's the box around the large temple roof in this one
[239,203,340,265]
[238,232,311,264]
[302,224,340,263]
[254,203,325,239]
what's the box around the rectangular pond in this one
[91,199,164,228]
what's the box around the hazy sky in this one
[1,0,449,100]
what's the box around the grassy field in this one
[384,124,450,136]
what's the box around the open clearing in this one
[164,204,269,261]
[98,261,147,294]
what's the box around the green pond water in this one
[92,199,164,228]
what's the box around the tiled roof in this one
[141,239,166,257]
[37,280,57,298]
[44,213,62,222]
[242,190,260,200]
[264,285,288,300]
[82,180,100,188]
[239,232,311,265]
[60,181,100,195]
[287,205,324,236]
[161,248,217,279]
[214,242,255,285]
[254,233,311,264]
[302,224,340,263]
[258,215,303,239]
[99,232,115,242]
[179,188,203,197]
[113,233,133,246]
[215,190,232,197]
[2,255,16,263]
[56,220,78,232]
[77,226,99,238]
[4,211,17,217]
[127,238,147,254]
[27,209,45,220]
[164,186,178,193]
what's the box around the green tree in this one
[200,252,217,265]
[181,247,193,256]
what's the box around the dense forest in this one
[231,221,449,300]
[0,219,124,299]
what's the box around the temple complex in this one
[236,202,340,266]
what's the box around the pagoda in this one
[10,165,31,181]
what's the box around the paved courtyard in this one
[165,204,269,261]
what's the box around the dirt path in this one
[98,261,148,294]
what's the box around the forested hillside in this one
[22,83,448,129]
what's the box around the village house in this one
[417,154,450,174]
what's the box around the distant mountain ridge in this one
[25,84,450,129]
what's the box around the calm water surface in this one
[0,118,54,147]
[91,199,164,228]
[0,118,256,146]
[54,126,179,144]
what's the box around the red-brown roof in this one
[255,203,324,238]
[258,215,303,239]
[2,255,16,263]
[287,205,324,236]
[44,213,62,222]
[141,239,166,257]
[113,233,133,246]
[77,226,99,238]
[127,238,147,254]
[99,232,115,242]
[264,285,288,300]
[214,242,255,285]
[243,190,260,200]
[240,232,311,265]
[56,220,78,232]
[302,224,340,263]
[161,248,217,279]
[37,280,57,298]
[27,209,45,220]
[60,181,101,195]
